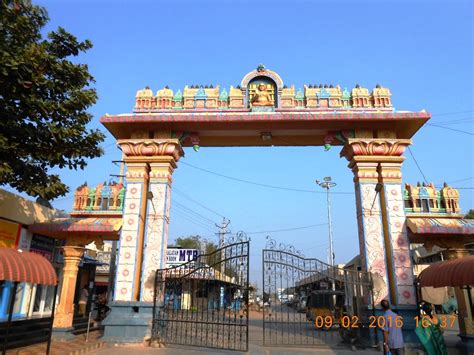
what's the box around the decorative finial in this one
[257,63,266,72]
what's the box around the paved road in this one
[90,310,381,354]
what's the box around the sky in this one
[6,0,473,286]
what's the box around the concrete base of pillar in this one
[102,301,153,344]
[457,335,474,354]
[52,327,75,340]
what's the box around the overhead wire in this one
[407,146,429,184]
[246,223,328,235]
[170,207,215,233]
[430,110,474,117]
[431,117,474,125]
[172,199,217,224]
[426,123,474,136]
[179,161,353,195]
[173,187,226,218]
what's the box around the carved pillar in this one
[116,139,183,302]
[341,138,415,306]
[378,158,417,306]
[141,151,182,302]
[53,242,85,329]
[113,161,149,302]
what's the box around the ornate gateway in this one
[151,234,250,351]
[262,237,375,348]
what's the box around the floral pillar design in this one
[114,162,149,302]
[379,161,417,305]
[117,139,183,302]
[141,152,182,302]
[341,138,414,306]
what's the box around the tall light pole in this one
[316,177,336,268]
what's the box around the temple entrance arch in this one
[100,65,431,345]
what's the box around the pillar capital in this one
[118,139,184,163]
[340,138,411,162]
[62,244,86,259]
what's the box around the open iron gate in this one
[152,234,249,351]
[262,237,375,347]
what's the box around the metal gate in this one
[152,233,249,351]
[262,237,374,347]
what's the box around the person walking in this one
[381,299,405,355]
[78,285,89,317]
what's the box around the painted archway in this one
[101,65,430,343]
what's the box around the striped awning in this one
[418,256,474,287]
[0,247,57,285]
[29,217,122,240]
[406,218,474,235]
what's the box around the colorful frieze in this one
[73,181,125,212]
[133,65,394,112]
[404,182,461,214]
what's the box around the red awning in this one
[0,247,57,286]
[418,256,474,288]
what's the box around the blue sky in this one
[6,0,473,285]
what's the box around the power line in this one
[431,110,474,117]
[173,187,226,218]
[432,117,474,125]
[172,199,217,224]
[407,146,429,184]
[246,223,327,235]
[436,176,474,186]
[179,161,353,195]
[426,123,474,136]
[170,207,215,233]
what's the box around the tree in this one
[175,235,203,249]
[0,0,105,200]
[175,235,218,255]
[465,209,474,219]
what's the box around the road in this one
[90,309,381,354]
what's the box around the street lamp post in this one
[316,177,337,268]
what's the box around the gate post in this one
[341,137,416,306]
[103,137,183,344]
[141,142,183,302]
[341,136,419,344]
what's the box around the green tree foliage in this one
[175,235,202,249]
[0,0,105,200]
[465,209,474,219]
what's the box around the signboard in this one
[30,234,55,261]
[166,248,199,267]
[96,251,111,273]
[0,218,21,249]
[319,281,329,290]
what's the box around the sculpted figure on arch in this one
[251,83,274,107]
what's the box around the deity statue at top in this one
[251,84,274,107]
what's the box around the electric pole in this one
[215,217,230,310]
[316,177,337,268]
[215,217,231,250]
